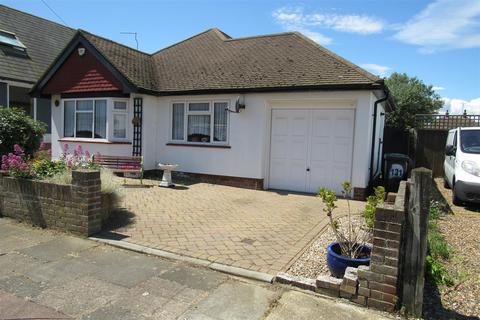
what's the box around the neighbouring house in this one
[0,5,75,144]
[31,27,393,199]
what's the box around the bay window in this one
[171,101,228,144]
[113,101,128,139]
[63,98,128,140]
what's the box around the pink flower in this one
[84,150,90,159]
[62,144,69,154]
[13,144,24,156]
[39,142,46,151]
[47,149,52,156]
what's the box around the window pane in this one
[94,100,107,138]
[187,115,210,143]
[76,100,93,111]
[172,103,184,140]
[64,101,75,137]
[214,102,228,142]
[114,101,127,111]
[188,102,209,112]
[114,114,127,138]
[76,112,93,138]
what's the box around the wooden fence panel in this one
[401,168,432,317]
[412,130,448,177]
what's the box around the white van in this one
[444,127,480,205]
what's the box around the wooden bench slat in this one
[93,155,143,178]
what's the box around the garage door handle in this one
[306,168,310,172]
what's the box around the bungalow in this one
[0,5,74,144]
[32,28,393,199]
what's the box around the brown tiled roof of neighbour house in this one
[0,5,75,84]
[58,28,384,95]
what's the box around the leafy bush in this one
[32,159,65,179]
[363,186,386,228]
[0,107,46,157]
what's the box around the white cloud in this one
[432,86,446,91]
[442,97,480,114]
[394,0,480,53]
[360,64,392,77]
[272,7,384,43]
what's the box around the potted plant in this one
[319,182,372,278]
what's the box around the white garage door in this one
[269,108,354,194]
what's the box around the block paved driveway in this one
[101,179,365,275]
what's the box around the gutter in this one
[369,90,389,189]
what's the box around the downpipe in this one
[368,91,389,192]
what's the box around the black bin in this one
[384,153,410,192]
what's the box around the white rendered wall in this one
[50,90,378,190]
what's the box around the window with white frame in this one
[171,101,228,143]
[113,101,128,139]
[64,99,107,139]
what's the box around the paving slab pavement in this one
[0,218,393,320]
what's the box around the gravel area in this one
[287,216,370,279]
[423,179,480,319]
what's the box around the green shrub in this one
[33,159,65,179]
[0,107,46,156]
[364,186,386,228]
[425,201,454,287]
[44,167,121,195]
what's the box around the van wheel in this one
[452,184,462,206]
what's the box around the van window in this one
[446,131,454,146]
[453,131,457,148]
[460,130,480,154]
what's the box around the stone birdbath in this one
[158,163,179,187]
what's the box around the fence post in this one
[402,167,432,317]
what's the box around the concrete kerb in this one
[89,236,275,284]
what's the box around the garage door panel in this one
[269,109,309,192]
[308,162,331,193]
[333,141,352,162]
[310,137,331,162]
[269,108,354,195]
[270,137,288,158]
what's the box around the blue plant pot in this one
[326,242,371,278]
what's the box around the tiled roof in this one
[152,29,382,93]
[80,30,159,92]
[0,5,74,84]
[79,28,383,94]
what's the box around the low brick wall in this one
[0,170,103,236]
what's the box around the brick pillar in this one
[72,169,102,236]
[357,181,407,312]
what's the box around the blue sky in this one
[2,0,480,113]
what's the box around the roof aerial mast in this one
[121,32,138,50]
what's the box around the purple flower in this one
[13,144,24,156]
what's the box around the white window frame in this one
[61,97,110,141]
[111,100,129,141]
[170,100,229,145]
